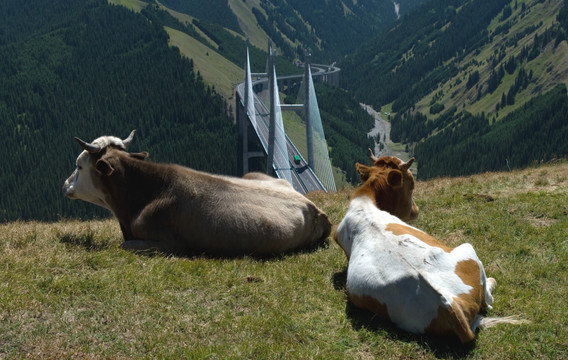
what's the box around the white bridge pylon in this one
[237,41,336,194]
[244,46,257,130]
[269,66,293,185]
[297,65,337,192]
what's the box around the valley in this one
[1,0,568,220]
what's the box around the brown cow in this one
[334,150,527,343]
[63,131,331,256]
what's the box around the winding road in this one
[362,104,409,160]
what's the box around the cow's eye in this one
[77,165,83,170]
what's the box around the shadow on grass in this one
[59,232,114,252]
[57,226,331,259]
[332,269,476,359]
[121,235,331,260]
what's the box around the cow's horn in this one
[122,130,136,148]
[401,157,415,172]
[368,148,378,163]
[75,137,101,153]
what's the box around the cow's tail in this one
[475,315,531,330]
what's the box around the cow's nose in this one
[62,182,73,197]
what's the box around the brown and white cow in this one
[63,130,331,256]
[334,150,526,343]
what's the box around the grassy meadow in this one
[165,27,243,101]
[1,162,567,359]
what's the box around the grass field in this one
[165,27,243,101]
[1,162,567,359]
[108,0,147,12]
[228,0,268,52]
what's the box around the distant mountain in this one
[341,0,568,179]
[1,0,403,221]
[136,0,394,184]
[156,0,430,63]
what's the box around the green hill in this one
[140,0,568,180]
[0,0,387,221]
[341,0,568,179]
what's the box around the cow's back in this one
[334,153,527,343]
[338,196,486,339]
[132,164,331,255]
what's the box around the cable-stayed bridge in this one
[235,43,338,195]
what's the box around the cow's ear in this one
[95,159,114,176]
[356,163,371,181]
[387,169,403,188]
[130,151,149,161]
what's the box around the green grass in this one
[228,0,269,52]
[108,0,147,12]
[165,27,243,101]
[1,162,567,358]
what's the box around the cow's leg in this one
[487,277,497,292]
[482,277,497,310]
[426,302,476,343]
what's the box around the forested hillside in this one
[250,0,410,61]
[416,84,568,178]
[5,0,568,221]
[341,0,568,179]
[1,0,401,222]
[159,0,241,33]
[0,0,236,221]
[342,0,511,111]
[155,0,429,63]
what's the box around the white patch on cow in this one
[89,135,129,151]
[336,196,477,333]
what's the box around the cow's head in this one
[353,149,419,221]
[62,130,139,209]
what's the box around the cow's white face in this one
[62,131,136,210]
[63,150,110,209]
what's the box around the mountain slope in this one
[155,0,430,63]
[0,0,237,221]
[341,0,568,179]
[415,0,568,121]
[165,27,243,100]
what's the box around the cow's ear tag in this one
[356,163,371,182]
[387,169,403,188]
[95,159,114,176]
